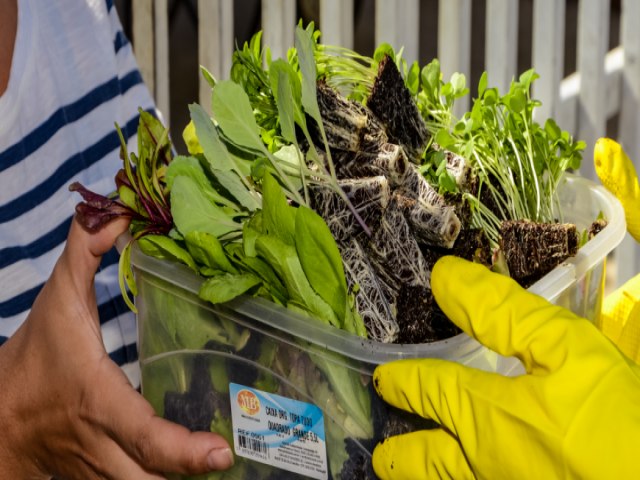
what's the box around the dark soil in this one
[500,220,579,287]
[163,355,227,432]
[367,55,430,162]
[589,218,608,239]
[395,284,460,343]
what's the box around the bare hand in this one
[0,217,234,479]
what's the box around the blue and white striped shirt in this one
[0,0,156,386]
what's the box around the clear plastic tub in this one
[134,174,625,479]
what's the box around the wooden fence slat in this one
[261,0,296,61]
[619,0,640,163]
[320,0,354,49]
[576,0,610,182]
[375,0,420,64]
[438,0,472,118]
[485,0,518,93]
[615,0,640,285]
[132,0,155,97]
[532,0,565,122]
[154,0,170,121]
[197,0,234,110]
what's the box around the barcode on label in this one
[238,433,268,458]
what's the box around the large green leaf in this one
[211,80,305,205]
[295,26,323,130]
[170,175,241,238]
[211,168,261,212]
[184,231,238,274]
[261,174,296,245]
[211,80,266,153]
[269,59,298,145]
[295,206,347,324]
[255,234,339,327]
[189,103,252,178]
[137,234,198,272]
[165,155,237,209]
[199,273,262,304]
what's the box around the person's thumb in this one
[60,216,130,289]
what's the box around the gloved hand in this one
[372,255,640,479]
[595,137,640,362]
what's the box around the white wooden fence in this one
[130,0,640,287]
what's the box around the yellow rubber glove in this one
[594,137,640,363]
[372,256,640,480]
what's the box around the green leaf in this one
[184,231,238,274]
[421,59,441,95]
[242,214,263,257]
[518,68,539,90]
[182,120,203,155]
[255,234,339,327]
[483,88,498,106]
[262,174,297,245]
[295,206,348,324]
[228,248,289,305]
[211,80,305,206]
[269,59,298,145]
[373,42,396,62]
[189,103,251,177]
[544,118,562,141]
[211,168,261,211]
[451,72,466,94]
[406,61,420,95]
[200,65,217,89]
[435,129,455,149]
[199,273,262,304]
[478,71,488,97]
[211,80,266,153]
[137,235,198,272]
[118,241,137,313]
[272,145,304,192]
[165,155,236,209]
[170,175,241,238]
[509,88,526,113]
[438,170,458,193]
[117,184,142,215]
[295,25,323,131]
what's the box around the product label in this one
[229,383,328,479]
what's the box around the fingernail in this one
[207,447,234,470]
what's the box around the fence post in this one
[375,0,420,64]
[261,0,296,61]
[132,0,155,99]
[198,0,234,111]
[615,0,640,286]
[154,0,170,121]
[485,0,518,93]
[132,0,170,120]
[532,0,565,123]
[320,0,354,49]
[438,0,472,118]
[576,0,610,182]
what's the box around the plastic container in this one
[134,174,625,479]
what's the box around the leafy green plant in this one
[429,69,585,246]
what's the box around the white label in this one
[229,383,328,480]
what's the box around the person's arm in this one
[0,217,234,478]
